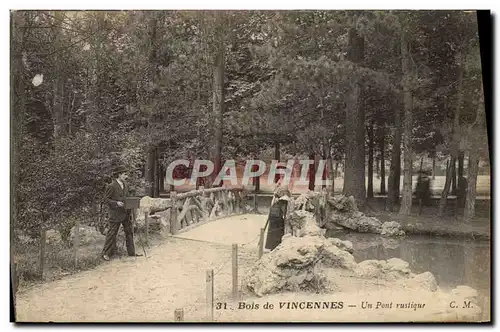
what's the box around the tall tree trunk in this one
[52,12,65,143]
[399,30,414,216]
[145,13,159,196]
[251,153,260,193]
[320,107,328,190]
[386,110,402,211]
[367,123,374,198]
[274,142,281,183]
[159,163,165,193]
[432,155,436,180]
[212,14,224,187]
[439,157,456,215]
[11,11,26,310]
[87,14,105,133]
[458,151,465,179]
[343,24,366,207]
[419,156,424,173]
[153,148,160,197]
[328,150,335,196]
[145,148,155,197]
[321,154,328,190]
[274,142,280,160]
[439,44,464,214]
[464,153,479,221]
[321,142,328,190]
[255,174,260,193]
[308,153,316,191]
[464,85,485,222]
[67,92,75,135]
[379,126,386,195]
[451,160,457,195]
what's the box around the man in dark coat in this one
[102,167,142,261]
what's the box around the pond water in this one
[325,229,491,320]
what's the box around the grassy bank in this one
[14,229,166,291]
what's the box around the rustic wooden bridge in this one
[139,186,251,237]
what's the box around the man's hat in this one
[113,165,128,175]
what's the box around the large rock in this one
[246,236,444,298]
[288,210,326,237]
[70,225,103,246]
[333,212,383,234]
[407,271,438,292]
[322,195,404,237]
[245,192,474,302]
[328,195,358,213]
[329,238,354,254]
[355,260,389,279]
[381,221,406,236]
[245,235,357,297]
[294,192,317,212]
[355,258,412,281]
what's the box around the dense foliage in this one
[11,10,488,238]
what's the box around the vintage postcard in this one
[10,9,491,323]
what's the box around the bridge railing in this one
[169,186,247,235]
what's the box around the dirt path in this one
[16,214,266,322]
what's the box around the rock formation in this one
[245,203,480,318]
[246,233,357,296]
[287,210,326,237]
[296,192,405,237]
[246,210,438,298]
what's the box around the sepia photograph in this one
[9,9,491,323]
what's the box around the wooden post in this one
[200,186,209,223]
[170,191,178,235]
[73,219,80,267]
[232,244,238,300]
[144,212,149,246]
[253,192,258,213]
[235,190,240,214]
[186,208,192,226]
[39,227,46,279]
[258,228,265,258]
[174,308,184,321]
[220,190,228,216]
[206,269,214,321]
[314,195,321,225]
[221,189,228,216]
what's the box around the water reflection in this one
[325,230,491,295]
